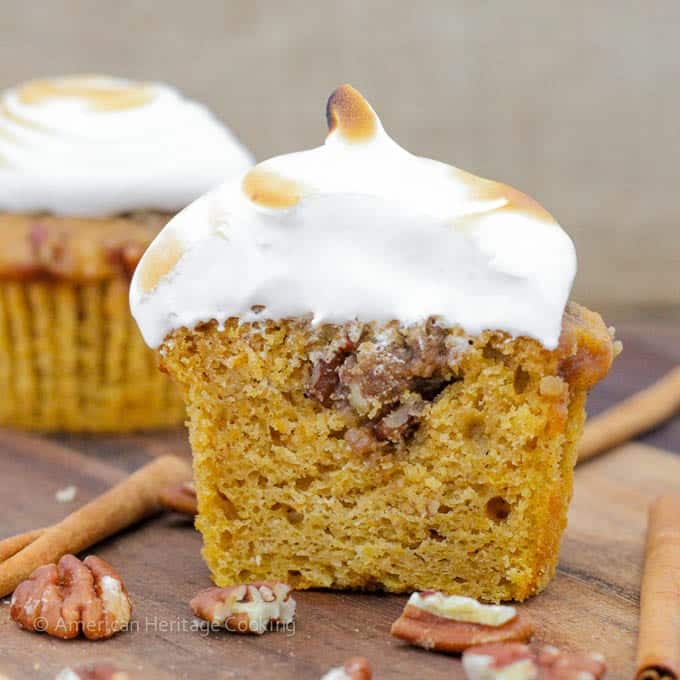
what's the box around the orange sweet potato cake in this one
[131,85,616,601]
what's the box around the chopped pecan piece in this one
[10,554,132,640]
[308,354,345,406]
[338,345,413,415]
[404,320,450,377]
[343,397,427,454]
[390,592,533,653]
[190,581,295,634]
[321,657,372,680]
[159,480,198,516]
[373,398,426,443]
[306,332,359,406]
[462,643,607,680]
[344,427,380,456]
[56,663,131,680]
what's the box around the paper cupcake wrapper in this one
[0,278,183,431]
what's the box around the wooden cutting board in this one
[0,432,677,680]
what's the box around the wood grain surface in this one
[0,319,678,680]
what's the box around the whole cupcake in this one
[131,85,616,601]
[0,75,252,431]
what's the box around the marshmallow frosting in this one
[131,84,576,350]
[0,75,253,216]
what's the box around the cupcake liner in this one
[0,279,184,431]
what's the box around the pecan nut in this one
[462,643,536,679]
[190,581,295,635]
[537,645,607,680]
[10,554,132,640]
[159,480,198,516]
[390,592,533,653]
[321,657,372,680]
[56,663,131,680]
[462,643,607,680]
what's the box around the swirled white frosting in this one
[0,75,253,216]
[131,84,576,350]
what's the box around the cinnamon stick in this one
[579,367,680,463]
[0,528,46,563]
[0,455,192,597]
[158,481,198,516]
[635,496,680,680]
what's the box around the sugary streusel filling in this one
[305,319,465,454]
[303,304,614,456]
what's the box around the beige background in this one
[1,1,678,314]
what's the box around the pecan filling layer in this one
[304,304,616,456]
[305,320,463,454]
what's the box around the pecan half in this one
[462,643,607,680]
[10,554,132,640]
[321,657,372,680]
[55,663,131,680]
[462,643,536,679]
[190,581,295,635]
[537,645,607,680]
[390,592,533,653]
[159,480,198,516]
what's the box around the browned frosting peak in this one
[242,168,304,210]
[17,76,153,112]
[326,84,377,142]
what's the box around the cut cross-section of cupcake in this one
[131,84,616,601]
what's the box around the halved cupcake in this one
[0,75,252,431]
[131,85,616,601]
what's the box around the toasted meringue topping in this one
[131,85,576,350]
[0,75,253,216]
[138,233,185,293]
[242,168,305,209]
[17,76,154,111]
[326,84,378,142]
